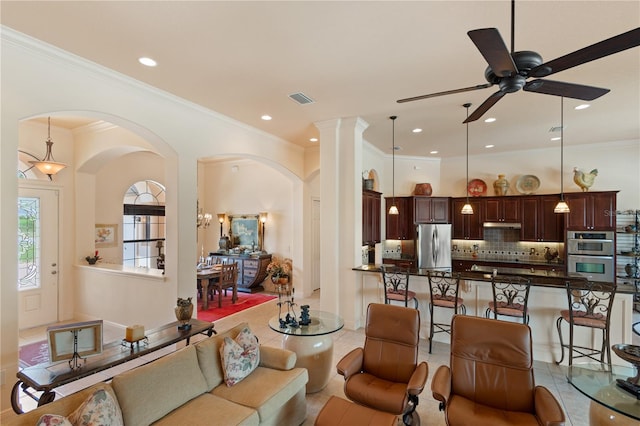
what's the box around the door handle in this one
[51,263,57,267]
[51,271,57,275]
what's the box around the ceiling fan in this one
[397,0,640,123]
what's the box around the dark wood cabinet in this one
[520,195,564,241]
[451,198,483,240]
[414,196,450,223]
[483,197,520,222]
[385,197,415,240]
[362,190,381,244]
[565,191,617,230]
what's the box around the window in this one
[122,180,166,269]
[18,197,40,290]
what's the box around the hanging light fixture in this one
[388,116,399,215]
[461,103,474,215]
[29,117,67,178]
[554,96,571,214]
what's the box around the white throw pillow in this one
[219,326,260,386]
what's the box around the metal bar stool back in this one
[427,270,466,353]
[556,279,617,367]
[486,275,531,324]
[381,266,418,310]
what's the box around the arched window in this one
[122,180,166,269]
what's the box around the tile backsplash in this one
[452,236,564,264]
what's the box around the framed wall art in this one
[95,223,118,248]
[229,214,261,249]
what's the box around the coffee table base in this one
[589,401,637,426]
[282,334,333,394]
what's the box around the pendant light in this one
[554,97,570,213]
[388,116,399,215]
[461,103,474,215]
[29,117,67,178]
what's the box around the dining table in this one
[197,265,221,310]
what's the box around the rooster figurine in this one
[573,167,598,192]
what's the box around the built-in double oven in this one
[566,230,615,282]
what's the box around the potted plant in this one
[267,257,292,284]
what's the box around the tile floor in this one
[15,291,640,425]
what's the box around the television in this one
[46,320,103,365]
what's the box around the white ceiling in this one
[2,1,639,158]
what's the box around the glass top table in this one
[268,310,344,336]
[268,310,343,393]
[567,363,640,421]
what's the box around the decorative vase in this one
[493,174,509,196]
[175,297,193,330]
[625,264,638,278]
[363,179,374,191]
[414,183,433,196]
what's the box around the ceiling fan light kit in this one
[397,0,640,124]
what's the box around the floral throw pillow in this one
[220,326,260,386]
[36,388,123,426]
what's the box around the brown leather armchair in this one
[431,315,565,426]
[336,303,428,425]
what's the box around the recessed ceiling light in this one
[412,128,422,133]
[550,136,561,141]
[485,144,494,149]
[430,150,439,154]
[484,117,496,123]
[138,57,157,67]
[261,115,272,121]
[309,137,318,142]
[575,104,590,110]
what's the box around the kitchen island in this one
[353,264,635,365]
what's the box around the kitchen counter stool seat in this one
[381,266,418,309]
[427,271,466,353]
[555,280,616,367]
[486,276,531,324]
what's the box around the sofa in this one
[7,322,309,426]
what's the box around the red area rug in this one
[19,340,49,368]
[197,292,276,323]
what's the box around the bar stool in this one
[380,266,418,309]
[427,270,466,353]
[486,275,531,324]
[556,280,616,367]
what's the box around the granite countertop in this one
[352,264,635,294]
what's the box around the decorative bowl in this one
[516,175,540,194]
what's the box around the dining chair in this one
[209,262,238,308]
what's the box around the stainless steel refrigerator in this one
[417,224,452,270]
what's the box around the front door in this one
[18,187,60,329]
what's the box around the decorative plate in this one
[516,175,540,194]
[467,179,487,197]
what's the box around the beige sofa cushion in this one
[112,344,208,426]
[212,365,308,422]
[151,393,259,426]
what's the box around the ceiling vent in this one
[288,92,315,105]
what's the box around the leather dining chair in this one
[556,279,617,368]
[432,315,565,426]
[427,270,466,353]
[337,303,428,425]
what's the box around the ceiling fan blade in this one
[463,90,506,123]
[524,79,610,101]
[530,27,640,77]
[468,28,518,77]
[396,83,493,103]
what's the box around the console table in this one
[268,310,343,393]
[12,319,215,414]
[209,253,271,293]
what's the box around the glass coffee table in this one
[568,363,640,425]
[268,310,343,393]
